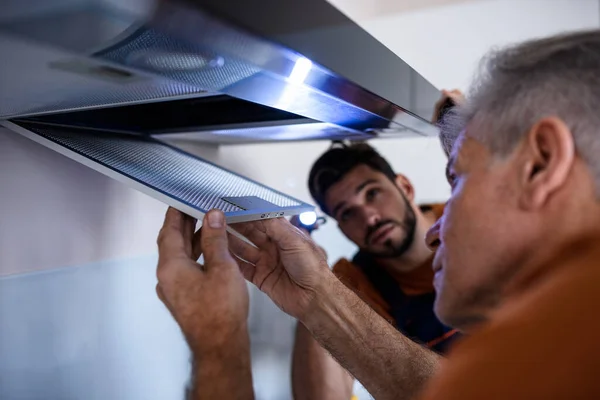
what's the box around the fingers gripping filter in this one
[4,121,314,223]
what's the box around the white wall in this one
[359,0,600,90]
[0,254,296,400]
[0,130,166,277]
[1,1,599,399]
[0,255,190,400]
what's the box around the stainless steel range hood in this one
[0,0,441,222]
[0,0,440,143]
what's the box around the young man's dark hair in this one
[308,142,397,215]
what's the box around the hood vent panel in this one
[23,95,306,133]
[0,0,440,141]
[4,120,313,222]
[20,95,372,144]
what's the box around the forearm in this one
[292,323,354,400]
[302,274,441,400]
[188,326,255,400]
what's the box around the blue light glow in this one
[288,57,312,84]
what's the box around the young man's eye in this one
[366,188,380,201]
[340,209,353,222]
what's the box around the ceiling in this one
[328,0,486,19]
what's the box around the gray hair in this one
[440,29,600,188]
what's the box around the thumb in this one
[201,210,235,271]
[264,218,313,251]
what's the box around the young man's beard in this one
[363,193,417,259]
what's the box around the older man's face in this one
[427,130,532,330]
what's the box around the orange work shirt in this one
[420,234,600,399]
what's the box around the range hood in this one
[0,0,440,143]
[0,0,441,222]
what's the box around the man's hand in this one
[289,214,326,237]
[230,218,439,400]
[289,215,313,237]
[289,215,329,258]
[156,208,249,352]
[156,208,255,400]
[229,218,331,321]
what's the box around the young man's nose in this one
[361,206,381,227]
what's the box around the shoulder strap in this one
[352,252,459,352]
[352,252,409,329]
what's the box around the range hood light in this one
[288,57,312,84]
[276,58,313,110]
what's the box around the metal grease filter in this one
[19,122,303,214]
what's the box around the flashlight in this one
[299,211,318,226]
[297,211,326,233]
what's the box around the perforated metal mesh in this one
[0,30,214,119]
[96,28,260,91]
[20,123,304,214]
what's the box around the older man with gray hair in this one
[155,29,600,400]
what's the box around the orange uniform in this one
[420,235,600,399]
